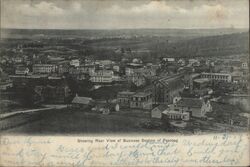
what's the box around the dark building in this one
[153,74,184,105]
[42,83,71,104]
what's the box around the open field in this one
[1,109,166,135]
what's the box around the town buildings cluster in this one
[0,41,249,132]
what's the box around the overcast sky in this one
[1,0,249,29]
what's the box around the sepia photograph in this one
[0,0,249,166]
[0,0,249,136]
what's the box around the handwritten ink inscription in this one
[0,134,249,166]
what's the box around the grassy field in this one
[1,108,166,135]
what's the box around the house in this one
[58,64,70,74]
[96,60,114,66]
[151,104,168,119]
[241,62,248,70]
[117,91,135,108]
[175,98,212,118]
[127,73,146,87]
[92,102,119,114]
[90,70,114,83]
[162,109,190,121]
[79,64,95,75]
[13,57,23,63]
[125,63,144,76]
[189,59,200,66]
[162,58,175,62]
[33,64,57,74]
[71,95,94,109]
[70,59,80,67]
[15,66,29,75]
[153,74,184,105]
[130,92,153,110]
[69,66,80,75]
[113,65,120,72]
[178,59,186,66]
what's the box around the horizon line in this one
[1,27,249,31]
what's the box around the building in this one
[69,66,80,76]
[200,72,232,82]
[178,59,186,66]
[0,80,13,91]
[33,64,57,74]
[79,64,95,75]
[153,74,184,105]
[13,57,23,63]
[189,59,200,66]
[162,58,175,62]
[193,78,210,90]
[90,70,114,83]
[184,73,200,90]
[96,60,114,66]
[71,95,94,109]
[15,66,29,75]
[113,65,120,72]
[162,109,190,121]
[125,63,144,76]
[117,91,135,108]
[175,98,212,118]
[43,84,71,104]
[70,59,80,67]
[151,104,168,119]
[127,73,146,87]
[130,92,153,110]
[58,64,69,74]
[242,62,248,70]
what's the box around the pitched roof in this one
[72,96,93,105]
[154,104,169,112]
[16,66,28,71]
[176,98,203,108]
[155,73,184,88]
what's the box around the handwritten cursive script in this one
[0,133,249,166]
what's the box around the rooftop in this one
[176,98,203,108]
[193,78,210,84]
[133,92,152,97]
[202,72,231,76]
[154,104,169,112]
[16,66,28,71]
[162,110,189,115]
[33,64,55,67]
[155,73,184,89]
[118,91,135,95]
[72,96,93,105]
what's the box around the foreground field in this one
[0,109,166,135]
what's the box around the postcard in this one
[0,0,249,166]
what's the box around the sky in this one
[1,0,249,29]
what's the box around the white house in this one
[151,104,168,119]
[15,66,29,75]
[162,109,190,121]
[175,98,212,118]
[70,59,80,67]
[90,70,114,83]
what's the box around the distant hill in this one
[156,32,249,58]
[1,28,248,39]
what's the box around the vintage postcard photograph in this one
[0,0,249,166]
